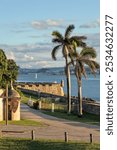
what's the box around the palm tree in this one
[51,25,87,114]
[73,46,99,117]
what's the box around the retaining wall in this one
[19,88,100,115]
[15,81,64,96]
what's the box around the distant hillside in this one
[18,67,100,75]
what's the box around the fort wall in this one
[15,81,64,96]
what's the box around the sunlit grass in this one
[0,138,100,150]
[43,111,100,125]
[0,119,46,127]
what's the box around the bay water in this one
[17,73,100,102]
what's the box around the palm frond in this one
[70,36,87,41]
[52,31,63,41]
[65,25,75,38]
[78,61,87,79]
[52,38,63,44]
[62,45,69,58]
[70,38,86,48]
[80,47,97,58]
[82,59,99,76]
[70,36,87,47]
[75,61,82,80]
[51,45,62,60]
[90,60,100,69]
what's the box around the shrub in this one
[33,101,39,109]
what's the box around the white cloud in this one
[20,63,32,68]
[31,19,65,30]
[6,51,16,60]
[86,33,100,62]
[24,54,34,61]
[79,19,100,28]
[0,32,100,68]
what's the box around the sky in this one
[0,0,100,69]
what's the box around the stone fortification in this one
[15,81,64,96]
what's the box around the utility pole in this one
[5,81,8,125]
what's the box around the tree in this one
[0,49,7,87]
[0,49,19,125]
[73,47,99,116]
[51,25,86,114]
[7,59,19,88]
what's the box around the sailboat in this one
[35,73,38,79]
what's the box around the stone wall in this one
[15,81,64,96]
[83,102,100,115]
[19,88,100,115]
[72,101,100,115]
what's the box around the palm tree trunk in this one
[65,57,71,114]
[78,78,83,117]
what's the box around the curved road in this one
[1,104,100,142]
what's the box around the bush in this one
[33,101,39,109]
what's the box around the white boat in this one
[35,73,38,79]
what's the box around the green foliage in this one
[0,139,100,150]
[33,101,39,109]
[0,49,19,88]
[43,111,100,125]
[74,46,100,79]
[7,59,19,81]
[51,24,86,61]
[0,49,7,86]
[0,119,45,126]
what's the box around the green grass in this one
[43,111,100,125]
[0,138,100,150]
[0,119,46,127]
[21,92,100,125]
[21,92,38,104]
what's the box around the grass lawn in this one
[21,92,37,104]
[0,119,46,127]
[43,111,100,125]
[0,138,100,150]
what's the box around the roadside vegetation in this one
[0,138,100,150]
[21,92,100,125]
[43,111,99,125]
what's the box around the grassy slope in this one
[21,92,100,125]
[0,138,100,150]
[43,111,100,125]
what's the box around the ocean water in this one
[17,73,100,101]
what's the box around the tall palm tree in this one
[51,25,87,114]
[73,47,99,117]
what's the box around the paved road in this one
[1,104,100,142]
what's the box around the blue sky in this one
[0,0,100,68]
